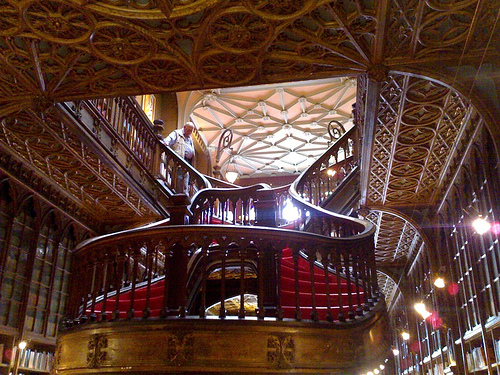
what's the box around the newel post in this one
[166,194,191,225]
[254,189,276,227]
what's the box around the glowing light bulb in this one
[414,302,432,319]
[18,341,27,350]
[392,348,399,356]
[327,169,336,177]
[401,331,410,341]
[225,171,238,183]
[473,217,491,234]
[434,277,445,288]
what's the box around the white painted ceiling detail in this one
[187,77,357,180]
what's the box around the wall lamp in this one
[414,302,432,319]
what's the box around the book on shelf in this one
[467,346,487,371]
[17,348,54,371]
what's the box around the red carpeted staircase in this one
[90,248,363,321]
[280,247,362,321]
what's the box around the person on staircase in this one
[162,121,196,194]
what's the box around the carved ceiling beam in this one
[372,0,390,63]
[461,0,486,53]
[328,7,371,64]
[155,0,174,18]
[408,1,426,58]
[29,40,46,93]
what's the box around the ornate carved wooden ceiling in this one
[0,110,159,231]
[0,1,498,281]
[1,0,497,115]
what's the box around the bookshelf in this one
[0,178,91,375]
[0,329,55,375]
[391,132,500,375]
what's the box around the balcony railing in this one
[63,97,210,200]
[64,123,378,327]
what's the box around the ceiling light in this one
[401,331,410,340]
[392,348,399,356]
[472,216,491,234]
[379,365,385,370]
[225,158,238,183]
[434,277,445,288]
[18,341,27,350]
[226,171,238,183]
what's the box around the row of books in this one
[466,346,486,371]
[426,362,445,375]
[493,337,500,361]
[18,348,53,371]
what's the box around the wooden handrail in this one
[66,224,378,324]
[85,97,159,171]
[76,97,211,199]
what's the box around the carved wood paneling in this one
[55,314,391,374]
[367,74,478,208]
[364,210,426,265]
[0,109,159,231]
[0,0,496,114]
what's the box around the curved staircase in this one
[55,124,390,374]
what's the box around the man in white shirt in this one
[163,121,195,165]
[162,121,196,194]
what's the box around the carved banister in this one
[66,223,378,326]
[63,97,211,213]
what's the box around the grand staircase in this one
[53,97,390,375]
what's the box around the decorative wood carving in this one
[267,334,295,369]
[0,108,159,230]
[0,0,496,113]
[87,333,109,368]
[55,314,391,374]
[166,332,194,365]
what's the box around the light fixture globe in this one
[225,170,238,183]
[472,216,491,234]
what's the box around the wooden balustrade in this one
[65,224,377,325]
[293,127,358,208]
[87,97,158,170]
[73,97,211,199]
[158,145,211,198]
[189,183,273,226]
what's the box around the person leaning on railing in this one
[161,121,196,194]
